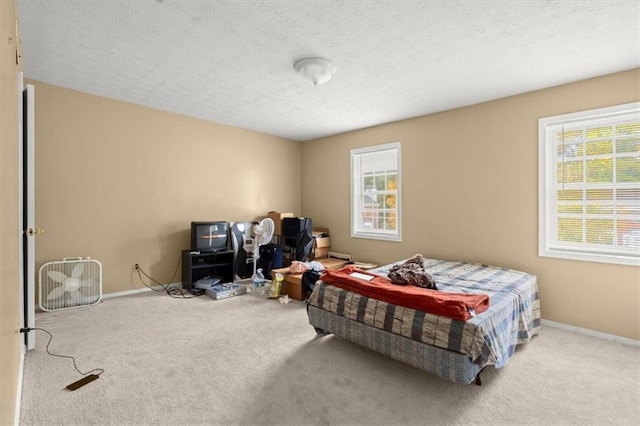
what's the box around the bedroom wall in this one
[29,81,301,295]
[300,68,640,341]
[1,1,21,424]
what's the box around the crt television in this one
[191,221,229,252]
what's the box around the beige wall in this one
[301,69,640,340]
[1,0,21,424]
[3,14,637,422]
[31,81,302,295]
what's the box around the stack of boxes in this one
[267,211,295,236]
[267,211,333,262]
[266,212,352,300]
[312,227,331,259]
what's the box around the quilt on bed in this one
[307,258,541,368]
[319,265,490,321]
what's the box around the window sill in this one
[539,249,640,267]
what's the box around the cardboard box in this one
[314,247,329,259]
[280,273,304,301]
[312,227,330,258]
[267,211,294,235]
[318,257,349,270]
[313,237,330,259]
[312,227,330,237]
[314,236,331,248]
[271,257,349,301]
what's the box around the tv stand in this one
[182,250,234,291]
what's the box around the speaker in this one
[257,243,283,279]
[282,217,314,262]
[282,217,312,238]
[230,221,257,279]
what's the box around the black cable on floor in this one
[134,256,202,298]
[21,327,104,377]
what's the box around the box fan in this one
[39,257,102,312]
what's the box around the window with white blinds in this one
[351,142,401,241]
[539,102,640,266]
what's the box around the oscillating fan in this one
[39,258,102,312]
[251,217,275,282]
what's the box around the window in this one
[351,142,401,241]
[539,102,640,266]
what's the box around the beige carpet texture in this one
[20,290,640,425]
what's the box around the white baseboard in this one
[15,344,25,425]
[102,282,182,299]
[541,319,640,347]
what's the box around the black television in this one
[191,221,229,253]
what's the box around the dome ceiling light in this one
[294,57,337,86]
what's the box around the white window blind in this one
[539,102,640,266]
[351,142,401,241]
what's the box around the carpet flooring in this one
[20,289,640,425]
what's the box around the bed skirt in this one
[308,304,483,384]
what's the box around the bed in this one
[306,257,541,385]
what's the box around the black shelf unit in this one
[181,250,234,290]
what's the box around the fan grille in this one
[38,258,102,312]
[255,218,275,245]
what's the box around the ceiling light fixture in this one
[294,57,337,86]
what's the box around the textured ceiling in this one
[16,0,640,142]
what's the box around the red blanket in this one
[319,265,489,321]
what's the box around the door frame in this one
[18,73,35,350]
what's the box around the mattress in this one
[307,304,483,384]
[308,258,541,369]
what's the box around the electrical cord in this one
[134,267,169,292]
[134,256,202,298]
[133,255,180,291]
[20,327,104,377]
[165,287,202,298]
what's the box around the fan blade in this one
[47,270,68,283]
[80,278,94,287]
[260,218,275,244]
[68,290,82,305]
[71,262,84,278]
[262,217,275,231]
[47,285,66,300]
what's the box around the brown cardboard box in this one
[272,257,349,301]
[312,227,330,258]
[314,247,329,259]
[312,227,329,237]
[313,237,330,258]
[279,272,303,300]
[314,236,331,248]
[267,211,294,235]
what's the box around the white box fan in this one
[39,257,102,312]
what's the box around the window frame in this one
[538,102,640,267]
[350,142,402,242]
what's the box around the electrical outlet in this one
[132,262,140,272]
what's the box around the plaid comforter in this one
[308,258,541,368]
